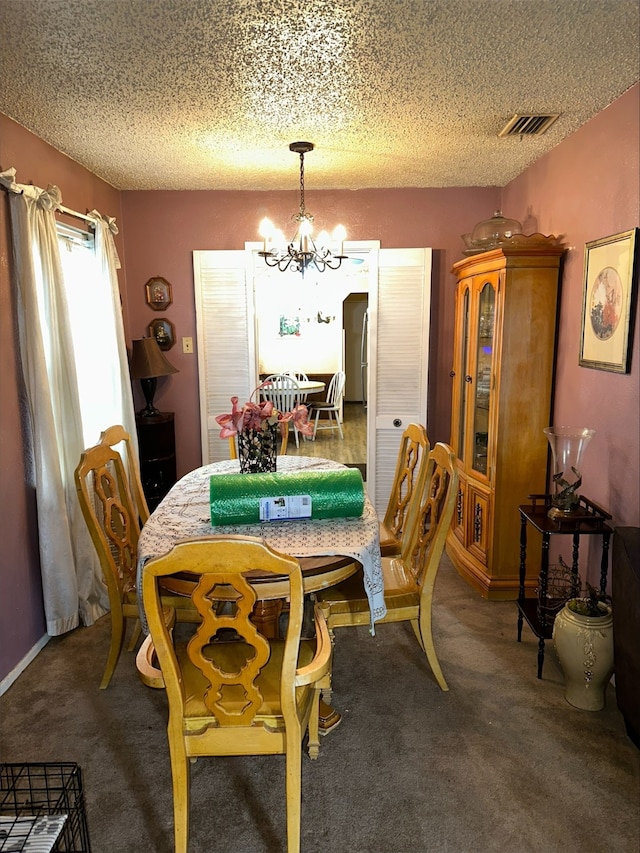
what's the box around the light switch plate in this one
[182,336,193,354]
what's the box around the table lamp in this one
[129,337,178,418]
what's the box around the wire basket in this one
[536,555,581,626]
[0,764,91,852]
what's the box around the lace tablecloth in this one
[137,456,385,629]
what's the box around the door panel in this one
[368,248,432,514]
[193,251,257,464]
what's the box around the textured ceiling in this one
[0,0,638,191]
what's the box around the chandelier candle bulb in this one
[317,230,330,250]
[300,218,311,254]
[259,217,274,253]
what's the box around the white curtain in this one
[90,211,139,452]
[0,167,134,635]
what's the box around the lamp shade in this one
[129,337,178,379]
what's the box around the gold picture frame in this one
[148,317,176,351]
[145,276,173,310]
[579,228,638,373]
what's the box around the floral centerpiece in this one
[216,384,314,473]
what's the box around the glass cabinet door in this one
[471,281,495,476]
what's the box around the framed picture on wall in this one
[145,276,173,310]
[148,317,176,350]
[579,228,638,373]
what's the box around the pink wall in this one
[0,115,124,681]
[503,84,640,528]
[121,186,500,476]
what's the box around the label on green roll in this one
[259,494,312,521]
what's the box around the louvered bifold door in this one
[368,248,432,515]
[193,251,258,463]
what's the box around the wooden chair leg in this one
[170,741,190,853]
[334,411,344,439]
[285,733,302,853]
[100,606,126,689]
[307,688,321,760]
[135,609,176,689]
[127,618,142,651]
[320,679,333,705]
[319,613,335,703]
[415,602,449,692]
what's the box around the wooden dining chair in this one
[379,423,430,557]
[285,370,310,404]
[317,442,458,692]
[74,443,198,688]
[142,536,332,853]
[99,424,150,526]
[310,370,346,439]
[261,373,301,446]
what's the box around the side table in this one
[516,494,613,679]
[135,412,177,511]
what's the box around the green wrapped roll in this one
[210,468,364,525]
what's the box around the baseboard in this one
[0,633,50,696]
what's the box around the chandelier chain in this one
[298,151,306,218]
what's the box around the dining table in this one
[136,455,385,635]
[290,379,325,396]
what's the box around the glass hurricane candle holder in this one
[543,426,595,519]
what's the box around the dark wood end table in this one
[516,494,613,679]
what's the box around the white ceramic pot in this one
[552,601,614,711]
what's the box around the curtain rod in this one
[57,204,98,225]
[1,183,99,226]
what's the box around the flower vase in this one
[237,424,278,474]
[552,601,614,711]
[543,426,595,519]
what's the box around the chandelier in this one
[258,141,347,275]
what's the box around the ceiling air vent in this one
[498,114,560,137]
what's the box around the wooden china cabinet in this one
[446,240,564,599]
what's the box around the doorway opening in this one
[285,291,368,478]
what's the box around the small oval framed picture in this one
[145,276,173,310]
[148,317,176,351]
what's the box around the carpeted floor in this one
[1,555,638,853]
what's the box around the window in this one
[57,223,126,446]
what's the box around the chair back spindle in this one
[99,424,150,526]
[380,423,430,556]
